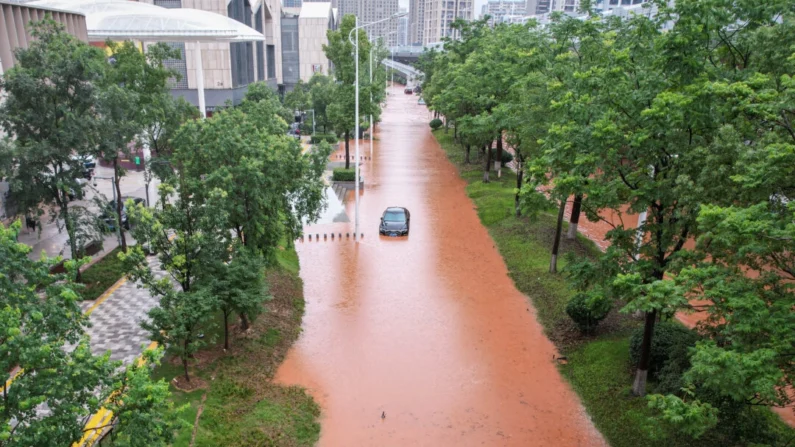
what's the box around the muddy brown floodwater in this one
[275,86,606,446]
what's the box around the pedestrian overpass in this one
[383,59,423,85]
[387,42,443,64]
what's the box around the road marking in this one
[85,275,128,316]
[74,341,159,447]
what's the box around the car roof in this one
[385,207,407,213]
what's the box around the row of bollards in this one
[336,155,371,161]
[299,233,364,242]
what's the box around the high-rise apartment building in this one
[408,0,425,45]
[397,7,409,45]
[551,0,579,12]
[337,0,399,46]
[481,0,526,26]
[423,0,473,44]
[302,0,338,7]
[283,0,302,7]
[531,0,550,14]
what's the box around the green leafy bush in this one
[565,293,611,333]
[429,118,443,130]
[489,148,514,166]
[310,134,337,144]
[629,321,698,377]
[332,168,356,182]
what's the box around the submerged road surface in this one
[275,86,606,446]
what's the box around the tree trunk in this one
[61,198,82,282]
[223,312,229,350]
[114,158,127,252]
[496,134,503,178]
[632,309,658,396]
[465,144,471,164]
[550,199,566,273]
[239,313,250,331]
[515,166,524,217]
[182,339,190,382]
[344,130,350,170]
[483,145,491,183]
[454,123,458,141]
[567,194,582,240]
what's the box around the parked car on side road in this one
[404,87,413,95]
[100,196,144,231]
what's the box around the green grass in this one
[431,129,795,447]
[79,247,125,301]
[153,244,319,447]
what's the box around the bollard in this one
[331,233,335,239]
[346,233,349,238]
[339,233,342,238]
[316,234,319,240]
[324,234,327,240]
[308,234,312,241]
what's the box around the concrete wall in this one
[0,0,88,73]
[298,16,331,82]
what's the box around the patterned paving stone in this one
[83,256,167,365]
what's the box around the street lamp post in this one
[348,12,407,240]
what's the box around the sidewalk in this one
[15,165,154,261]
[79,255,166,365]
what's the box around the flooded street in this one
[275,86,605,446]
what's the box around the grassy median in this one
[152,246,319,447]
[80,247,125,301]
[431,129,795,447]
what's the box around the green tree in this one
[308,74,335,133]
[98,40,180,252]
[283,79,311,114]
[525,12,607,272]
[171,104,330,261]
[561,4,729,397]
[122,181,229,382]
[644,0,795,437]
[201,245,267,349]
[0,221,177,446]
[0,20,106,273]
[324,15,373,169]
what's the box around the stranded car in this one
[100,196,145,231]
[404,87,413,95]
[379,207,410,236]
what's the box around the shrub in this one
[565,293,611,333]
[310,134,337,144]
[332,168,356,182]
[489,148,514,166]
[429,118,443,130]
[629,321,699,378]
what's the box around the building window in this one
[228,0,255,88]
[160,42,189,89]
[267,45,276,79]
[255,8,264,81]
[152,0,187,89]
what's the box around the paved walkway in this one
[79,255,166,365]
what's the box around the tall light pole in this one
[348,12,408,240]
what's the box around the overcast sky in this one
[398,0,488,18]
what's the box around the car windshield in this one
[384,210,405,222]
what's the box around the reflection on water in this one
[308,185,349,225]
